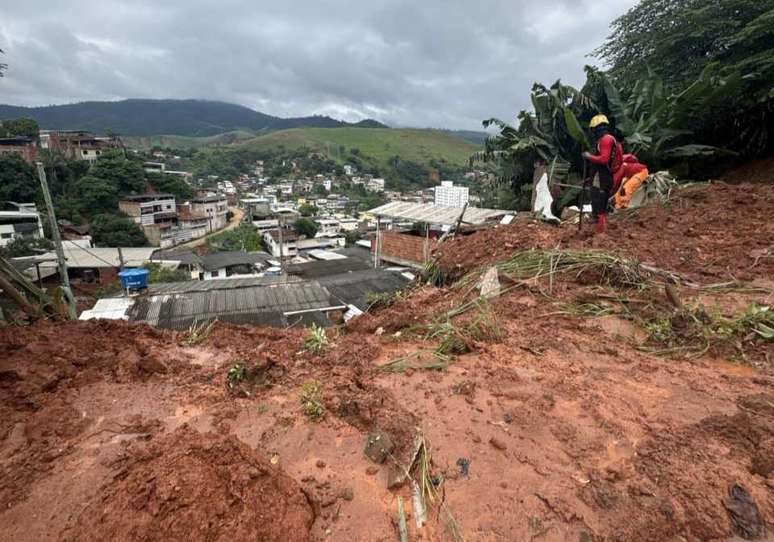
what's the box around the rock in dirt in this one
[364,431,394,464]
[489,437,507,451]
[724,484,766,540]
[479,266,501,299]
[59,425,314,542]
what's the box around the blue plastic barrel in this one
[118,268,150,290]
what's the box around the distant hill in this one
[122,131,259,150]
[0,99,388,137]
[448,130,490,145]
[239,127,478,168]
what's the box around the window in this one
[1,233,13,239]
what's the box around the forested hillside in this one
[0,99,387,136]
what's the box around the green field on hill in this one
[122,130,259,150]
[239,127,478,168]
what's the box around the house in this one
[338,218,361,232]
[119,194,177,227]
[190,195,229,232]
[315,218,341,235]
[368,201,510,268]
[343,164,356,176]
[367,178,385,192]
[39,130,123,161]
[143,161,165,173]
[118,194,179,247]
[176,204,209,240]
[297,235,345,251]
[0,203,44,247]
[0,137,38,164]
[263,229,299,258]
[156,250,272,280]
[34,242,162,284]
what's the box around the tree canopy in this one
[72,175,119,216]
[0,117,40,139]
[595,0,774,156]
[90,214,148,247]
[88,151,147,194]
[294,218,319,238]
[298,203,319,217]
[146,171,195,201]
[0,153,39,203]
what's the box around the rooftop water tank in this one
[118,268,150,290]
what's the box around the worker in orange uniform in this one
[583,114,623,234]
[614,154,649,209]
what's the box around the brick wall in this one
[372,231,436,268]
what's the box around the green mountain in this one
[0,99,387,137]
[239,127,478,168]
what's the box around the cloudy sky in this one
[0,0,637,129]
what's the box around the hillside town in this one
[2,1,774,541]
[1,126,512,331]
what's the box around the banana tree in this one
[471,80,594,210]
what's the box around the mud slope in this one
[1,181,773,541]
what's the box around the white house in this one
[315,218,341,235]
[263,229,299,258]
[0,204,44,247]
[367,178,385,192]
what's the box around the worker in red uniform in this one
[614,154,649,209]
[583,114,623,233]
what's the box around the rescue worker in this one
[583,114,623,233]
[614,154,649,209]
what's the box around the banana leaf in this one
[563,108,591,151]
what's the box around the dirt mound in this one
[60,425,314,542]
[0,319,198,508]
[0,320,185,410]
[434,218,563,281]
[575,182,774,282]
[433,182,774,283]
[721,155,774,184]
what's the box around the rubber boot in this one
[595,213,608,234]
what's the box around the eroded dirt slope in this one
[1,181,773,541]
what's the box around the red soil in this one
[59,425,314,542]
[1,181,773,541]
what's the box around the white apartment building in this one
[434,181,469,208]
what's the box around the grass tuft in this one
[299,380,325,421]
[304,323,329,354]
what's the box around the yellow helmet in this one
[590,114,610,128]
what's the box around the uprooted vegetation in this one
[1,182,773,541]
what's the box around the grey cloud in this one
[0,0,637,129]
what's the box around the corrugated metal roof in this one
[318,269,410,310]
[368,202,509,226]
[286,258,371,279]
[126,280,340,330]
[147,276,303,294]
[38,243,160,269]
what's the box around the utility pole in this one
[36,162,77,319]
[117,247,126,297]
[277,213,285,275]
